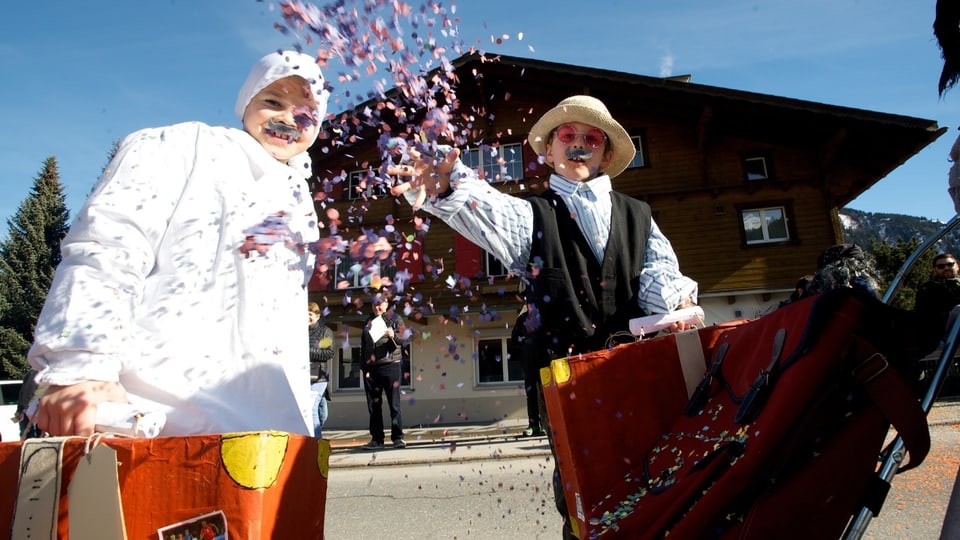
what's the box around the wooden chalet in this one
[305,53,944,429]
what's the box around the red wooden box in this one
[540,323,742,538]
[0,431,329,539]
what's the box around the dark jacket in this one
[915,276,960,340]
[360,312,404,368]
[525,190,652,358]
[309,322,334,380]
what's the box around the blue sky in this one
[2,0,958,228]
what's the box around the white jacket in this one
[28,121,320,436]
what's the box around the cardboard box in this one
[540,323,741,538]
[0,431,329,539]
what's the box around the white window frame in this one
[333,254,382,289]
[740,206,789,245]
[483,249,508,278]
[461,142,524,182]
[628,134,645,168]
[475,328,524,386]
[337,345,363,391]
[743,156,770,181]
[347,169,390,201]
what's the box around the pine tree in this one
[0,157,70,379]
[870,238,933,311]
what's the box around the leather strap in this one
[13,437,68,539]
[674,329,707,399]
[853,344,930,471]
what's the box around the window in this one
[484,249,508,277]
[476,334,524,385]
[338,346,362,390]
[347,169,390,201]
[1,381,21,405]
[333,254,381,289]
[461,143,524,182]
[740,206,789,245]
[628,134,645,169]
[338,341,412,391]
[743,155,771,181]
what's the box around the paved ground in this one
[322,401,960,538]
[324,416,549,469]
[324,401,960,469]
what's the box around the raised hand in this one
[387,141,460,209]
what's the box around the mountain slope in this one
[840,208,959,255]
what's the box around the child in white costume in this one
[27,51,329,437]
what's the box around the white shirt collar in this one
[548,174,612,198]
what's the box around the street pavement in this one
[323,402,960,538]
[325,417,551,469]
[324,401,960,469]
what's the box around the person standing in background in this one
[359,290,407,450]
[510,303,547,438]
[915,253,960,338]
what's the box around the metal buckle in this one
[853,352,889,384]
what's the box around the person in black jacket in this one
[308,302,335,437]
[511,303,548,437]
[915,253,960,339]
[359,290,407,450]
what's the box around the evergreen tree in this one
[870,238,934,311]
[0,157,70,379]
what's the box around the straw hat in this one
[528,95,636,179]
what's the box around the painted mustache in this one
[566,148,593,161]
[266,119,301,141]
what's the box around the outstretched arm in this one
[388,146,460,209]
[388,144,535,274]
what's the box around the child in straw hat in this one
[391,95,697,537]
[391,94,697,345]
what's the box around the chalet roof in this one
[447,54,944,206]
[469,53,934,129]
[318,52,944,208]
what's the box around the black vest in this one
[526,190,652,357]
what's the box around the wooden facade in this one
[304,53,944,429]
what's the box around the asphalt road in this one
[862,418,960,540]
[324,456,561,539]
[323,406,960,539]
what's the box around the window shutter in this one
[397,235,424,284]
[454,233,482,278]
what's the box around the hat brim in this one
[528,101,635,179]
